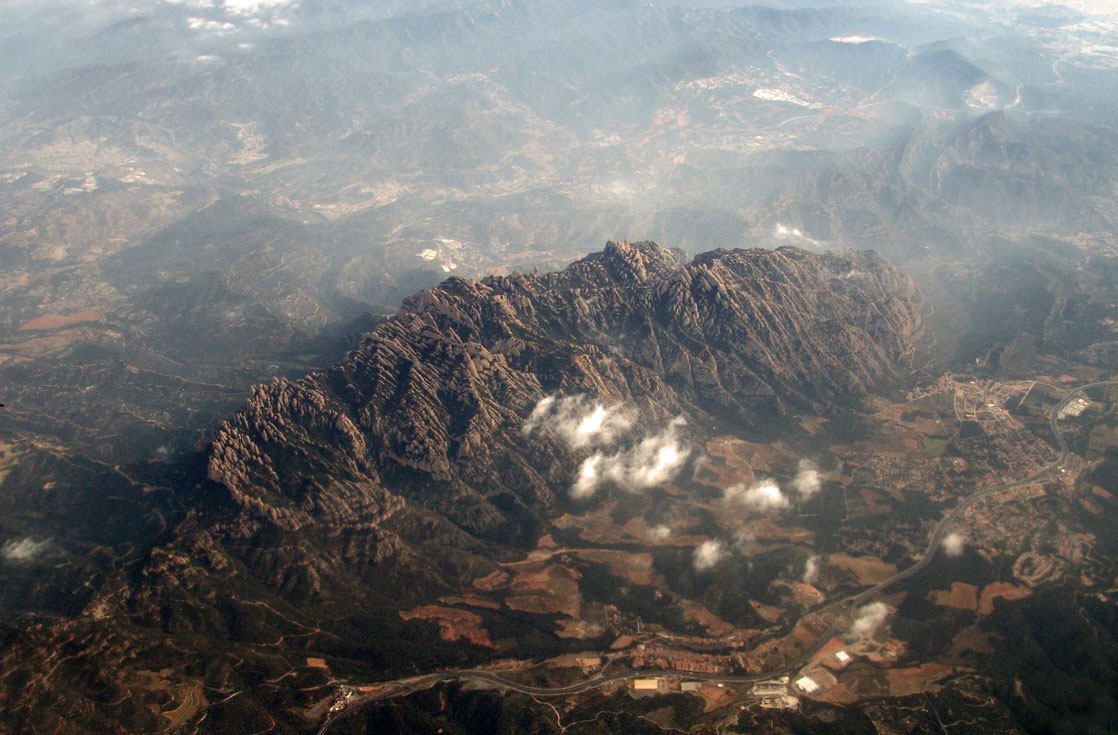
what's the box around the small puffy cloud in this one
[774,223,825,248]
[725,478,789,511]
[170,0,298,33]
[576,405,626,445]
[523,395,556,430]
[1,537,52,563]
[570,418,689,498]
[792,459,821,501]
[187,16,237,32]
[690,453,711,480]
[941,532,966,557]
[649,524,672,541]
[693,539,726,571]
[847,601,889,641]
[802,555,820,585]
[572,454,603,499]
[733,528,758,551]
[612,419,687,487]
[221,0,297,14]
[523,395,634,449]
[167,0,297,14]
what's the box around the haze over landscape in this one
[2,0,1118,733]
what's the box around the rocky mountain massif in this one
[0,241,923,734]
[209,240,922,545]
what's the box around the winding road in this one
[319,380,1116,733]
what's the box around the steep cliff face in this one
[207,241,922,540]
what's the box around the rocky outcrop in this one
[207,241,922,537]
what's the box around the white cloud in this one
[941,532,966,557]
[1,537,52,563]
[802,555,820,585]
[222,0,297,15]
[690,453,711,479]
[733,528,758,550]
[570,418,690,498]
[572,454,603,499]
[649,524,672,541]
[170,0,298,32]
[693,539,726,571]
[522,395,635,449]
[724,478,789,511]
[792,459,822,501]
[187,16,236,32]
[847,601,889,641]
[607,419,687,488]
[774,223,826,248]
[168,0,297,14]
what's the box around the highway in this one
[319,380,1116,733]
[316,667,782,734]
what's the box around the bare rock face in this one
[207,241,922,542]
